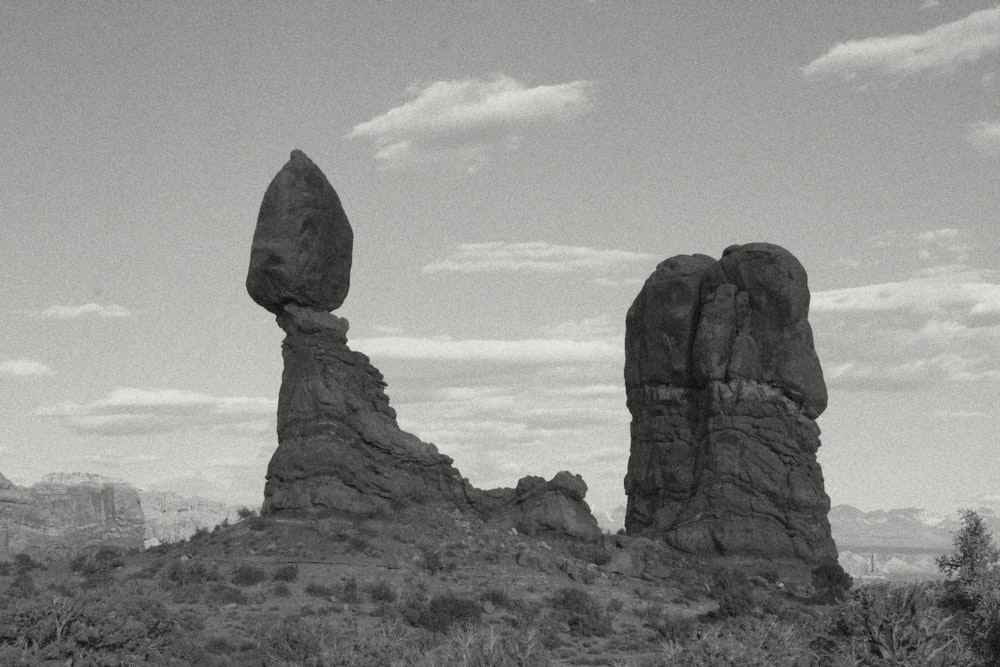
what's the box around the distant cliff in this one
[0,472,240,560]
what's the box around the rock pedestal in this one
[249,151,599,541]
[624,243,838,564]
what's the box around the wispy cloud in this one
[965,120,1000,157]
[423,242,656,277]
[0,358,55,378]
[801,5,1000,80]
[353,336,620,363]
[27,303,133,319]
[37,387,275,436]
[346,74,593,170]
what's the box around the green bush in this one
[237,506,256,520]
[272,564,299,582]
[811,561,852,604]
[271,582,291,598]
[230,564,268,587]
[411,592,482,633]
[0,561,9,576]
[710,568,755,618]
[547,587,611,637]
[12,554,41,575]
[369,581,397,603]
[834,582,964,665]
[3,573,38,599]
[342,576,361,603]
[205,583,247,606]
[248,515,272,531]
[305,582,335,598]
[70,545,124,576]
[961,569,1000,665]
[938,509,1000,582]
[166,559,222,585]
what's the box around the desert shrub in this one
[272,564,299,582]
[12,554,41,574]
[190,526,211,541]
[833,582,964,665]
[547,587,611,637]
[342,576,361,603]
[248,515,272,531]
[369,580,397,603]
[963,569,1000,665]
[481,587,517,610]
[305,582,335,598]
[423,624,551,667]
[166,559,222,585]
[419,546,449,574]
[3,573,38,600]
[237,506,256,520]
[205,583,247,606]
[171,583,205,604]
[658,615,819,666]
[811,561,852,604]
[70,545,124,576]
[258,615,329,664]
[346,535,371,553]
[204,635,240,655]
[412,592,482,633]
[938,509,1000,582]
[175,606,206,632]
[230,564,268,587]
[753,563,782,584]
[0,561,9,576]
[272,582,291,598]
[0,584,182,664]
[569,543,612,566]
[710,568,755,618]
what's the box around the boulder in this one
[624,243,838,565]
[246,150,353,314]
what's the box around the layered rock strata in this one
[624,243,838,564]
[249,151,599,541]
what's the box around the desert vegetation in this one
[0,508,998,665]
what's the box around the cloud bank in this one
[0,358,55,378]
[28,303,133,319]
[965,121,1000,157]
[37,387,276,436]
[423,241,656,276]
[802,5,1000,80]
[812,228,1000,392]
[346,74,593,170]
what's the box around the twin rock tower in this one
[247,150,838,566]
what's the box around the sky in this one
[1,1,998,515]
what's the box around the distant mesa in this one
[248,150,599,542]
[0,472,238,560]
[624,243,839,565]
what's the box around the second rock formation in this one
[624,243,838,564]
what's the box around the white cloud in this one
[37,387,276,436]
[965,120,1000,157]
[29,303,133,319]
[423,241,656,276]
[346,74,593,169]
[0,358,55,377]
[801,5,1000,80]
[353,335,621,363]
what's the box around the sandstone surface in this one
[139,490,239,548]
[624,243,838,564]
[246,150,354,314]
[251,151,599,541]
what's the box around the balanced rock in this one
[250,151,600,540]
[624,243,837,564]
[246,150,353,314]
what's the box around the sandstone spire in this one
[624,243,838,564]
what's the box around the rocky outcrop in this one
[0,473,145,561]
[624,243,838,564]
[250,151,599,541]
